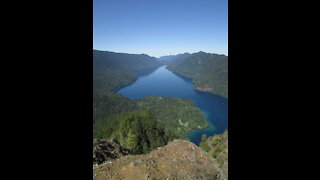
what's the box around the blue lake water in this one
[116,66,228,145]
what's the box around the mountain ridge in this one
[166,52,228,98]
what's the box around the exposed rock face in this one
[93,139,227,180]
[93,138,131,165]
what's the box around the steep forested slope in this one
[166,51,228,98]
[93,92,139,124]
[93,50,162,124]
[93,110,177,154]
[93,50,161,92]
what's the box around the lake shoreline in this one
[117,66,228,146]
[114,66,163,94]
[165,66,228,99]
[113,76,138,94]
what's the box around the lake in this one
[116,66,228,145]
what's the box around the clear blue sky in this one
[93,0,228,57]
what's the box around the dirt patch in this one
[94,139,224,180]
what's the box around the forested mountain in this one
[94,50,228,98]
[157,53,191,65]
[166,51,228,98]
[94,50,161,71]
[93,50,162,124]
[93,50,161,92]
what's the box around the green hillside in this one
[199,130,228,179]
[93,110,177,154]
[166,51,228,98]
[93,92,139,124]
[93,93,207,139]
[93,50,161,93]
[136,96,208,138]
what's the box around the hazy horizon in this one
[93,49,227,58]
[93,0,228,58]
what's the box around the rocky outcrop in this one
[93,139,227,180]
[93,138,132,166]
[199,131,228,180]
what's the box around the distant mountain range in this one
[93,50,228,97]
[157,53,191,65]
[94,50,160,72]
